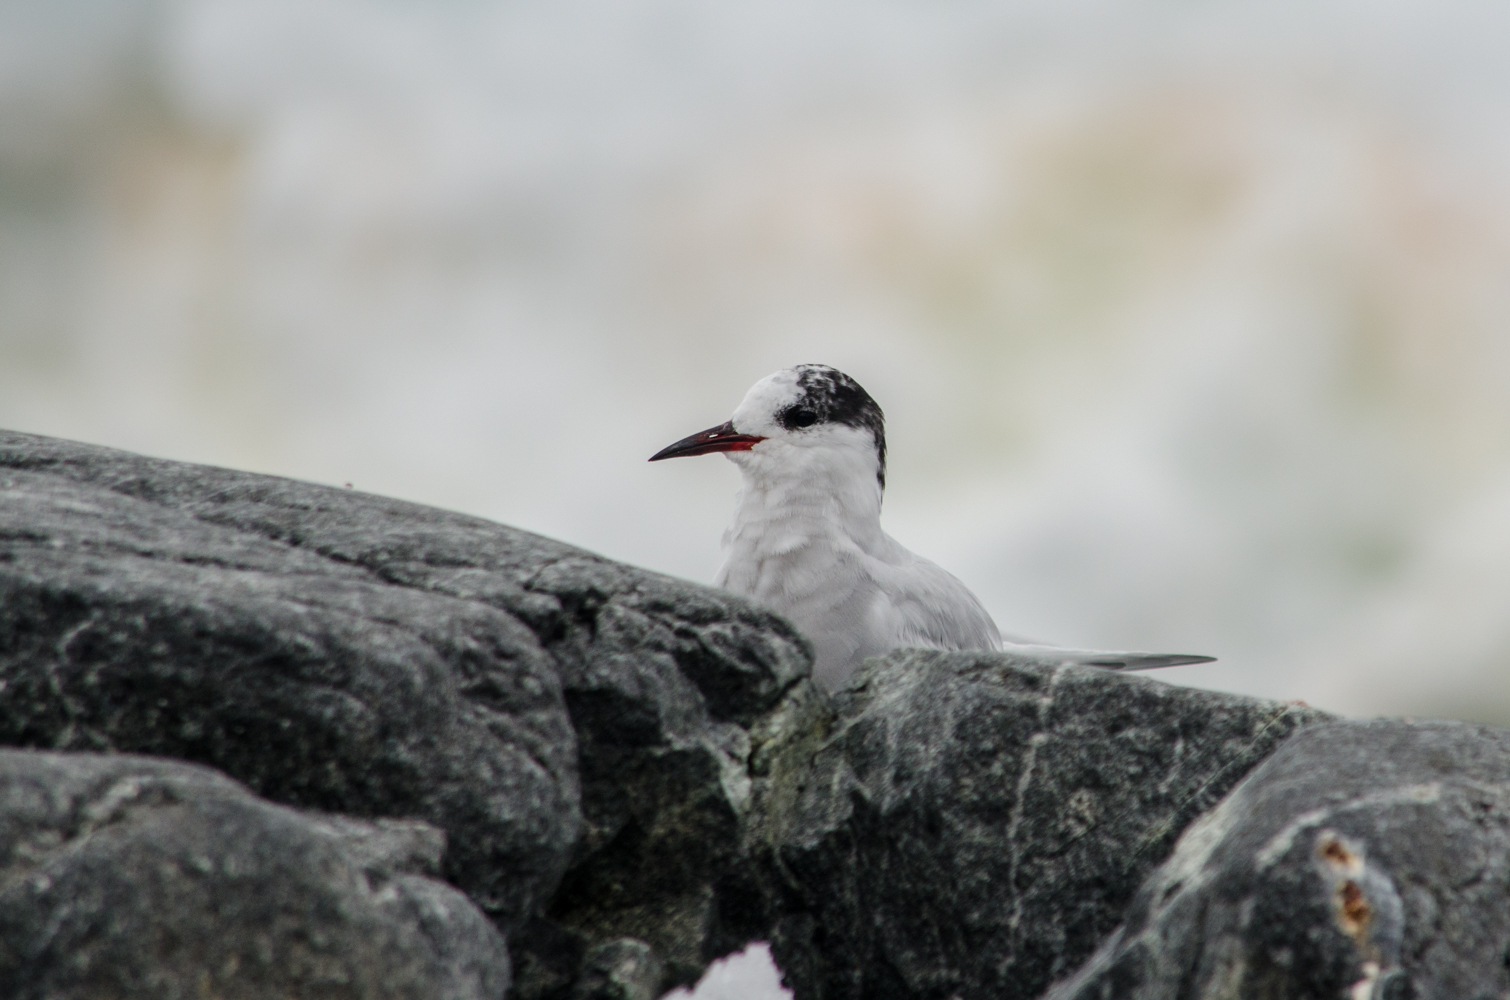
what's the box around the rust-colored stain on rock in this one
[1337,878,1372,944]
[1320,837,1354,867]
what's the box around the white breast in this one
[716,495,1001,690]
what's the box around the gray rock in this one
[18,429,1415,1000]
[0,437,578,932]
[511,671,829,998]
[569,938,667,1000]
[760,649,1329,1000]
[0,748,508,1000]
[1046,719,1510,1000]
[0,430,812,992]
[516,560,811,992]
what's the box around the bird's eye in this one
[785,407,818,429]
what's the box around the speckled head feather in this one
[777,365,888,488]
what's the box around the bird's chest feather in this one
[718,522,868,614]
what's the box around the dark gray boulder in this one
[0,429,812,994]
[0,748,507,1000]
[32,429,1465,1000]
[507,554,812,996]
[1045,719,1510,1000]
[569,938,667,1000]
[758,649,1330,1000]
[0,437,579,932]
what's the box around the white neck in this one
[720,437,888,557]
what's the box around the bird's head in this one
[649,364,888,492]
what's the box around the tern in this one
[650,364,1214,690]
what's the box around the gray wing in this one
[872,554,1003,654]
[863,542,1213,670]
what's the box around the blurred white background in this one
[5,0,1510,726]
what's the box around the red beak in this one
[649,421,766,461]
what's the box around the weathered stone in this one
[760,649,1329,1000]
[23,429,1455,1000]
[0,748,508,1000]
[0,438,578,932]
[0,429,813,992]
[1046,719,1510,1000]
[569,938,667,1000]
[533,578,811,989]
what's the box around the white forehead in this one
[730,369,803,429]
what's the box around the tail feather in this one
[998,644,1216,671]
[1078,653,1217,671]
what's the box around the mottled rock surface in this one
[760,649,1329,1000]
[1046,719,1510,1000]
[569,938,667,1000]
[0,748,507,1000]
[0,429,812,995]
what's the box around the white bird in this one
[650,364,1214,691]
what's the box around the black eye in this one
[784,407,818,429]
